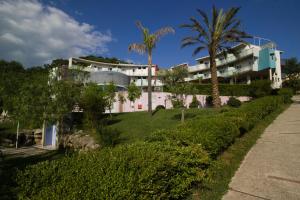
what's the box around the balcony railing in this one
[188,48,256,73]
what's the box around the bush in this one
[205,96,213,107]
[227,97,242,108]
[155,105,165,111]
[249,80,272,98]
[148,116,239,158]
[282,79,300,93]
[164,84,252,96]
[148,96,286,158]
[17,142,211,200]
[172,99,184,108]
[97,126,121,147]
[278,88,293,103]
[189,95,200,108]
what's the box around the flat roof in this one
[72,57,154,68]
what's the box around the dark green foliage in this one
[17,142,210,200]
[96,126,121,147]
[164,84,252,96]
[205,96,213,107]
[80,83,107,129]
[189,95,200,108]
[249,80,272,98]
[282,57,300,80]
[227,97,242,108]
[148,96,287,158]
[80,55,130,64]
[172,99,184,108]
[127,82,141,103]
[155,105,165,111]
[278,88,293,103]
[283,79,300,93]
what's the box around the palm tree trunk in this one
[148,52,152,114]
[210,54,221,108]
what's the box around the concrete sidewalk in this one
[223,96,300,200]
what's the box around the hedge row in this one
[17,142,210,200]
[163,80,272,97]
[16,93,290,199]
[148,95,287,157]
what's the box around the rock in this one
[2,138,13,145]
[34,129,42,134]
[60,133,100,152]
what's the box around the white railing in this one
[188,48,256,73]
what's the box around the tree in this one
[118,92,126,113]
[129,21,174,114]
[127,82,141,111]
[80,83,107,130]
[104,81,117,116]
[164,66,190,122]
[283,57,300,80]
[181,6,251,108]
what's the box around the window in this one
[133,69,135,72]
[199,61,204,64]
[204,61,209,65]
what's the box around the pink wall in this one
[109,92,251,113]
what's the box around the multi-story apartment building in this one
[184,42,283,88]
[68,57,163,91]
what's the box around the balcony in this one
[188,48,256,73]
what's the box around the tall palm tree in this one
[129,21,174,113]
[181,6,251,108]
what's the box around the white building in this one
[184,42,283,88]
[68,57,163,91]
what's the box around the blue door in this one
[45,126,53,146]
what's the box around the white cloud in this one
[0,0,113,67]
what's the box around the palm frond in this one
[154,27,175,42]
[128,43,146,55]
[192,46,205,56]
[197,9,210,30]
[135,21,145,31]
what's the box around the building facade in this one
[184,42,283,88]
[68,57,163,91]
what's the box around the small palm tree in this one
[181,6,251,108]
[129,21,174,113]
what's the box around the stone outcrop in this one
[61,132,100,152]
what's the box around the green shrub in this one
[155,105,165,111]
[227,97,242,108]
[278,88,293,103]
[17,142,211,200]
[249,80,272,98]
[164,84,252,96]
[189,95,200,108]
[282,79,300,93]
[148,116,239,158]
[205,96,213,107]
[148,96,286,158]
[172,99,184,108]
[97,126,121,147]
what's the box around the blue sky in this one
[1,0,299,67]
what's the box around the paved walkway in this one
[223,96,300,200]
[0,146,49,159]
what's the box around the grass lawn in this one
[190,104,289,200]
[106,108,217,144]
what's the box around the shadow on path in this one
[0,147,65,200]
